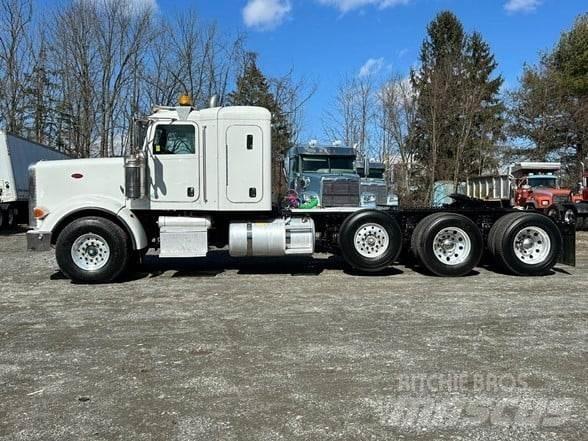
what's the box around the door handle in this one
[187,187,195,198]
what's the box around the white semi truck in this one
[27,98,576,283]
[0,131,69,229]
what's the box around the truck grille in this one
[361,183,388,205]
[320,178,360,207]
[554,195,570,205]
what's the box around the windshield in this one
[302,155,354,174]
[528,177,557,189]
[367,169,385,179]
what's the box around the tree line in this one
[323,11,587,205]
[0,2,586,205]
[0,0,310,159]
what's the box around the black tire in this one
[338,210,402,273]
[56,216,131,283]
[489,212,561,276]
[0,206,16,229]
[6,207,16,228]
[411,212,483,277]
[486,211,524,258]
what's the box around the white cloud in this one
[318,0,410,13]
[243,0,292,30]
[504,0,541,13]
[359,57,385,77]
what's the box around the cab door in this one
[225,125,263,203]
[148,122,200,203]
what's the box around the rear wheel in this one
[338,210,402,272]
[0,206,16,229]
[488,212,561,276]
[56,216,131,283]
[411,213,483,277]
[6,207,15,228]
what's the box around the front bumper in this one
[27,231,52,251]
[575,201,588,216]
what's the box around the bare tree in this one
[0,0,33,135]
[323,75,374,157]
[53,0,100,157]
[375,74,418,195]
[270,70,316,146]
[145,11,245,110]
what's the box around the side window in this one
[153,124,196,155]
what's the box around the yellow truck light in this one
[33,207,49,220]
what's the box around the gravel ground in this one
[0,228,586,440]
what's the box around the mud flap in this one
[558,223,576,267]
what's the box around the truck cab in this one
[355,160,398,207]
[284,144,360,207]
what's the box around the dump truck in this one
[27,98,576,283]
[464,162,581,224]
[0,131,69,229]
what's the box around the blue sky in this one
[74,0,588,140]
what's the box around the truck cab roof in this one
[149,105,271,123]
[286,145,356,158]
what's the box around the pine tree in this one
[510,13,587,185]
[227,53,293,201]
[411,11,504,202]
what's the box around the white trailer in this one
[26,98,577,283]
[0,131,69,229]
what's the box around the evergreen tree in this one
[411,11,504,202]
[227,53,293,201]
[510,13,587,185]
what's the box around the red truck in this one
[464,162,581,225]
[510,162,582,216]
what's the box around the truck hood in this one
[34,157,126,209]
[532,188,571,198]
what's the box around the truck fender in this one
[39,195,148,250]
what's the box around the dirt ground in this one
[0,228,586,440]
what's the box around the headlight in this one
[541,200,550,207]
[564,209,576,224]
[361,192,377,207]
[386,195,399,206]
[299,176,311,189]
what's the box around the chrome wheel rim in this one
[513,226,551,264]
[433,227,471,266]
[71,233,111,271]
[354,223,389,258]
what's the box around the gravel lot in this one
[0,228,586,440]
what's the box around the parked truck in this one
[27,98,576,283]
[284,143,360,207]
[465,162,582,219]
[0,131,69,229]
[355,160,398,207]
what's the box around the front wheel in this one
[338,210,402,273]
[56,216,131,283]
